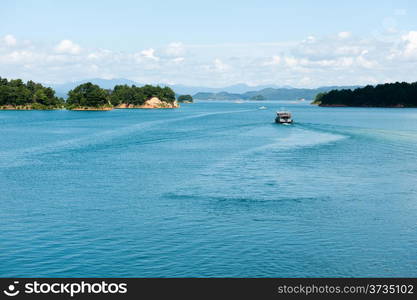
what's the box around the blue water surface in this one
[0,101,416,277]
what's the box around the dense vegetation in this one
[0,77,64,109]
[66,82,111,109]
[0,77,178,110]
[313,82,417,107]
[177,94,193,102]
[109,84,176,106]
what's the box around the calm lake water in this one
[1,101,417,277]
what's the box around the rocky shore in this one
[0,105,63,110]
[68,106,114,111]
[115,97,179,109]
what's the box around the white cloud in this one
[166,42,185,57]
[54,40,81,55]
[265,55,281,65]
[1,31,417,88]
[300,76,312,85]
[334,45,362,56]
[284,56,298,67]
[305,36,316,43]
[140,48,159,61]
[402,31,417,58]
[356,50,377,68]
[3,34,17,46]
[213,58,229,72]
[172,57,185,63]
[0,50,36,64]
[87,49,113,60]
[338,31,351,39]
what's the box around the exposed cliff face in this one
[116,97,179,109]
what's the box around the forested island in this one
[66,82,113,110]
[313,82,417,107]
[109,84,178,109]
[0,77,179,110]
[177,94,193,103]
[0,77,64,109]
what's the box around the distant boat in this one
[275,111,293,124]
[258,106,267,110]
[234,100,245,104]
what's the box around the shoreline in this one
[115,104,179,109]
[69,106,113,111]
[318,104,407,108]
[0,98,180,111]
[115,98,179,109]
[0,105,63,110]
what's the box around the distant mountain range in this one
[169,83,293,95]
[194,86,361,101]
[46,78,293,98]
[46,78,359,100]
[47,78,138,98]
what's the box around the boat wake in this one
[167,127,349,204]
[0,109,256,168]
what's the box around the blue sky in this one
[1,0,417,87]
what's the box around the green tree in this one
[313,81,417,107]
[67,82,110,108]
[109,84,176,106]
[177,94,193,102]
[0,77,62,109]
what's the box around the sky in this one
[1,0,417,87]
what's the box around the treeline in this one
[0,77,64,109]
[0,77,177,109]
[66,83,177,108]
[314,82,417,107]
[177,94,193,102]
[66,82,111,109]
[109,84,176,106]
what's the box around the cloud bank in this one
[1,31,417,87]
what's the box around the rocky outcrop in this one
[0,105,62,110]
[69,106,113,111]
[115,97,179,109]
[0,105,33,110]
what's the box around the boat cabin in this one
[275,111,293,124]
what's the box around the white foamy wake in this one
[244,128,348,155]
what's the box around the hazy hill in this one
[47,78,138,98]
[194,86,360,101]
[169,83,291,95]
[46,78,291,98]
[46,78,359,101]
